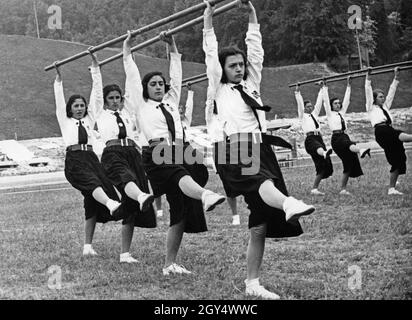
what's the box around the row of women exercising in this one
[53,0,410,299]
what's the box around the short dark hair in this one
[373,89,385,104]
[218,46,248,83]
[141,71,170,100]
[66,95,87,118]
[330,97,340,109]
[103,84,123,104]
[304,100,312,107]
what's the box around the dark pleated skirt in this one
[64,150,116,223]
[304,135,333,179]
[331,133,363,178]
[142,143,208,233]
[375,125,406,174]
[101,145,156,228]
[214,140,303,238]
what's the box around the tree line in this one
[1,0,411,69]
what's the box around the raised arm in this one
[244,2,263,88]
[53,66,68,130]
[185,87,194,126]
[323,85,332,117]
[123,31,145,116]
[312,84,325,117]
[88,52,103,123]
[384,67,400,110]
[161,32,182,107]
[365,69,374,112]
[341,76,351,114]
[294,85,304,120]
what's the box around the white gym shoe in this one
[283,196,315,222]
[201,190,226,212]
[245,284,280,300]
[162,263,192,276]
[137,193,155,212]
[339,189,352,196]
[388,188,403,195]
[232,214,240,225]
[106,199,121,215]
[83,245,98,256]
[156,209,164,218]
[360,148,371,159]
[120,252,138,263]
[324,148,333,159]
[310,188,325,195]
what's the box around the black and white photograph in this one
[0,0,411,308]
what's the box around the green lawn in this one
[0,152,411,300]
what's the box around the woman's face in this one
[71,98,86,120]
[304,102,314,114]
[147,75,165,101]
[105,90,122,111]
[375,92,385,106]
[332,99,341,112]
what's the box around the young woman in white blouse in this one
[92,56,156,264]
[365,67,412,195]
[183,84,240,225]
[323,77,370,195]
[295,83,333,195]
[122,31,225,276]
[203,0,315,300]
[53,54,123,257]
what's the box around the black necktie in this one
[310,114,319,129]
[379,106,392,125]
[337,112,346,131]
[233,84,271,132]
[78,120,88,144]
[114,111,127,139]
[158,103,176,142]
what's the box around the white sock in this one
[120,252,129,258]
[245,278,260,288]
[282,196,293,212]
[388,187,395,191]
[105,199,118,211]
[84,244,92,250]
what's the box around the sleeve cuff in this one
[170,52,182,60]
[248,23,260,31]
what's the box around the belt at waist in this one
[66,144,93,152]
[374,122,391,128]
[148,137,184,148]
[332,130,345,134]
[105,138,137,148]
[227,132,292,150]
[306,131,321,136]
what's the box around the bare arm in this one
[323,85,332,117]
[88,52,103,123]
[312,84,325,117]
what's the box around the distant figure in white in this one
[295,83,333,195]
[365,67,412,195]
[323,77,371,195]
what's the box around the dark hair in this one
[103,84,123,104]
[66,95,87,118]
[141,71,170,100]
[373,89,385,104]
[330,97,340,109]
[218,46,248,83]
[303,100,312,107]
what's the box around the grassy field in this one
[1,34,412,140]
[0,151,411,300]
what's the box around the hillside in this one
[1,35,412,140]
